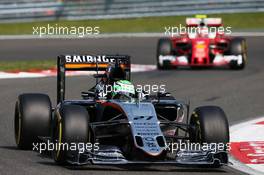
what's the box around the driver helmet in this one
[106,65,126,84]
[198,19,209,37]
[112,80,135,99]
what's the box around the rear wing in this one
[57,55,131,104]
[186,18,222,27]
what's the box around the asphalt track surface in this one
[0,36,264,175]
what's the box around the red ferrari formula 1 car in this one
[157,15,247,70]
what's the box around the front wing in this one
[65,145,228,167]
[158,55,243,67]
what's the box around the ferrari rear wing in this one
[57,55,131,104]
[186,18,222,27]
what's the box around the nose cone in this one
[134,134,167,157]
[192,38,210,64]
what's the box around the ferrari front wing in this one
[158,55,243,67]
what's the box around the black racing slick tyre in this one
[157,38,174,70]
[53,105,89,165]
[228,38,247,70]
[190,106,229,144]
[14,93,52,149]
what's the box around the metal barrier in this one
[0,0,264,22]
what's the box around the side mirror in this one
[157,92,172,98]
[81,91,95,99]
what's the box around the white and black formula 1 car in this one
[14,55,229,167]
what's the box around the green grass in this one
[0,12,264,35]
[0,59,56,72]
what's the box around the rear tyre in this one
[228,38,247,70]
[157,38,174,70]
[53,105,89,165]
[14,93,52,149]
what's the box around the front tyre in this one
[14,93,52,149]
[189,106,229,144]
[53,105,90,165]
[189,106,229,167]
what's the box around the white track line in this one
[0,64,157,79]
[0,32,264,40]
[230,116,264,175]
